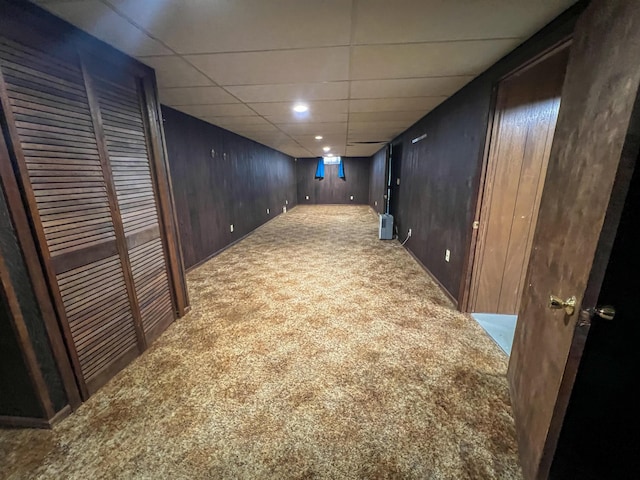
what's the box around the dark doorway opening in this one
[550,154,640,479]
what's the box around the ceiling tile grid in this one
[33,0,576,158]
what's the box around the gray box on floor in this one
[379,214,393,240]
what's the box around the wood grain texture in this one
[0,0,186,404]
[0,41,91,399]
[471,48,567,314]
[0,37,150,397]
[0,110,79,414]
[162,106,297,270]
[296,157,370,205]
[508,1,640,478]
[89,69,175,343]
[374,4,583,302]
[140,77,190,316]
[368,147,387,214]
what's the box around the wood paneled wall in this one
[296,157,370,205]
[162,106,297,270]
[369,148,387,214]
[376,3,584,303]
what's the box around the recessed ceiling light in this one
[323,146,331,152]
[293,103,308,113]
[315,135,323,140]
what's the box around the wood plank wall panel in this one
[93,75,174,341]
[162,106,297,270]
[376,5,582,302]
[369,148,387,214]
[296,157,371,205]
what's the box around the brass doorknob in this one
[593,305,616,321]
[549,295,577,315]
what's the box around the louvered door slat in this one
[0,38,140,395]
[93,75,174,341]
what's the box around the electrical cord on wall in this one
[401,230,412,246]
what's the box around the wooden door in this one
[389,141,403,235]
[0,32,180,398]
[0,37,143,396]
[87,70,174,344]
[507,1,640,478]
[471,47,568,314]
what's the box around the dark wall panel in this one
[0,294,42,418]
[369,149,387,214]
[379,4,583,301]
[163,106,297,270]
[0,177,66,416]
[297,157,370,205]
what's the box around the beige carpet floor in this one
[0,205,522,479]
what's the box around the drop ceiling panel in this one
[354,0,575,44]
[346,145,382,157]
[242,132,292,145]
[349,134,400,145]
[139,56,213,88]
[38,0,173,57]
[225,82,350,103]
[350,97,446,113]
[268,113,348,125]
[284,147,314,158]
[176,104,255,117]
[249,131,289,140]
[351,77,474,99]
[278,123,348,135]
[249,100,348,116]
[349,120,413,134]
[348,133,394,143]
[349,111,425,123]
[351,40,522,80]
[159,87,239,106]
[221,124,280,134]
[33,0,576,159]
[185,47,350,86]
[108,0,352,54]
[199,116,271,127]
[294,134,347,146]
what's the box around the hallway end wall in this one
[296,157,371,205]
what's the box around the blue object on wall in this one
[338,158,345,179]
[315,158,325,179]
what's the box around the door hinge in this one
[472,220,480,230]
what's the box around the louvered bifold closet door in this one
[91,74,174,343]
[0,38,141,396]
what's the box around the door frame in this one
[459,38,573,313]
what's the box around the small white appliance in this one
[379,213,393,240]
